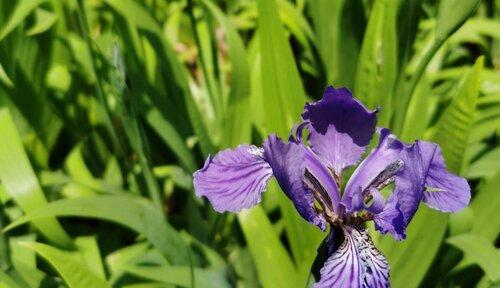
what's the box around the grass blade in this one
[5,195,190,265]
[238,206,298,288]
[0,0,47,41]
[0,108,72,248]
[21,242,110,288]
[354,0,397,125]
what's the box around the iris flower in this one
[193,87,470,287]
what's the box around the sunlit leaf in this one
[25,8,57,36]
[355,0,397,124]
[21,242,110,288]
[0,0,47,41]
[447,234,500,282]
[5,195,190,265]
[0,109,71,248]
[238,207,299,288]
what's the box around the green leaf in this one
[256,1,322,280]
[0,61,13,88]
[400,76,431,141]
[122,265,231,288]
[452,173,500,272]
[143,106,197,172]
[0,270,23,288]
[238,207,298,288]
[0,109,72,248]
[466,146,500,179]
[25,8,57,36]
[431,56,483,173]
[21,242,110,288]
[354,0,397,124]
[309,0,365,88]
[470,172,500,244]
[378,206,448,288]
[201,0,252,147]
[257,0,307,135]
[9,234,45,287]
[103,0,161,34]
[447,234,500,282]
[435,0,481,42]
[0,0,47,41]
[75,236,106,280]
[5,195,191,265]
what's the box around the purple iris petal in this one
[263,135,326,230]
[314,226,390,288]
[193,145,273,212]
[418,142,471,212]
[373,197,406,240]
[383,142,425,228]
[342,128,404,213]
[303,147,341,213]
[302,86,378,176]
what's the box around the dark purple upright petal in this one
[314,226,390,288]
[418,142,471,212]
[263,135,326,230]
[302,86,378,176]
[193,145,273,212]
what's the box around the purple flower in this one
[193,87,470,287]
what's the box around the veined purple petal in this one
[193,145,273,212]
[385,142,426,227]
[303,147,341,213]
[314,226,390,288]
[373,198,406,240]
[418,142,471,212]
[302,86,378,176]
[263,135,326,230]
[342,128,404,213]
[341,129,424,239]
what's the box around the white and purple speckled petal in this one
[314,226,390,288]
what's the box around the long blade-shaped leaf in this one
[309,0,365,89]
[5,195,190,265]
[0,109,71,248]
[21,242,110,288]
[0,0,47,41]
[202,0,251,147]
[256,0,324,281]
[432,56,483,172]
[354,0,397,125]
[257,0,306,134]
[238,206,298,288]
[122,265,231,288]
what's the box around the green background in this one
[0,0,498,287]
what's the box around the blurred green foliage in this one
[0,0,498,287]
